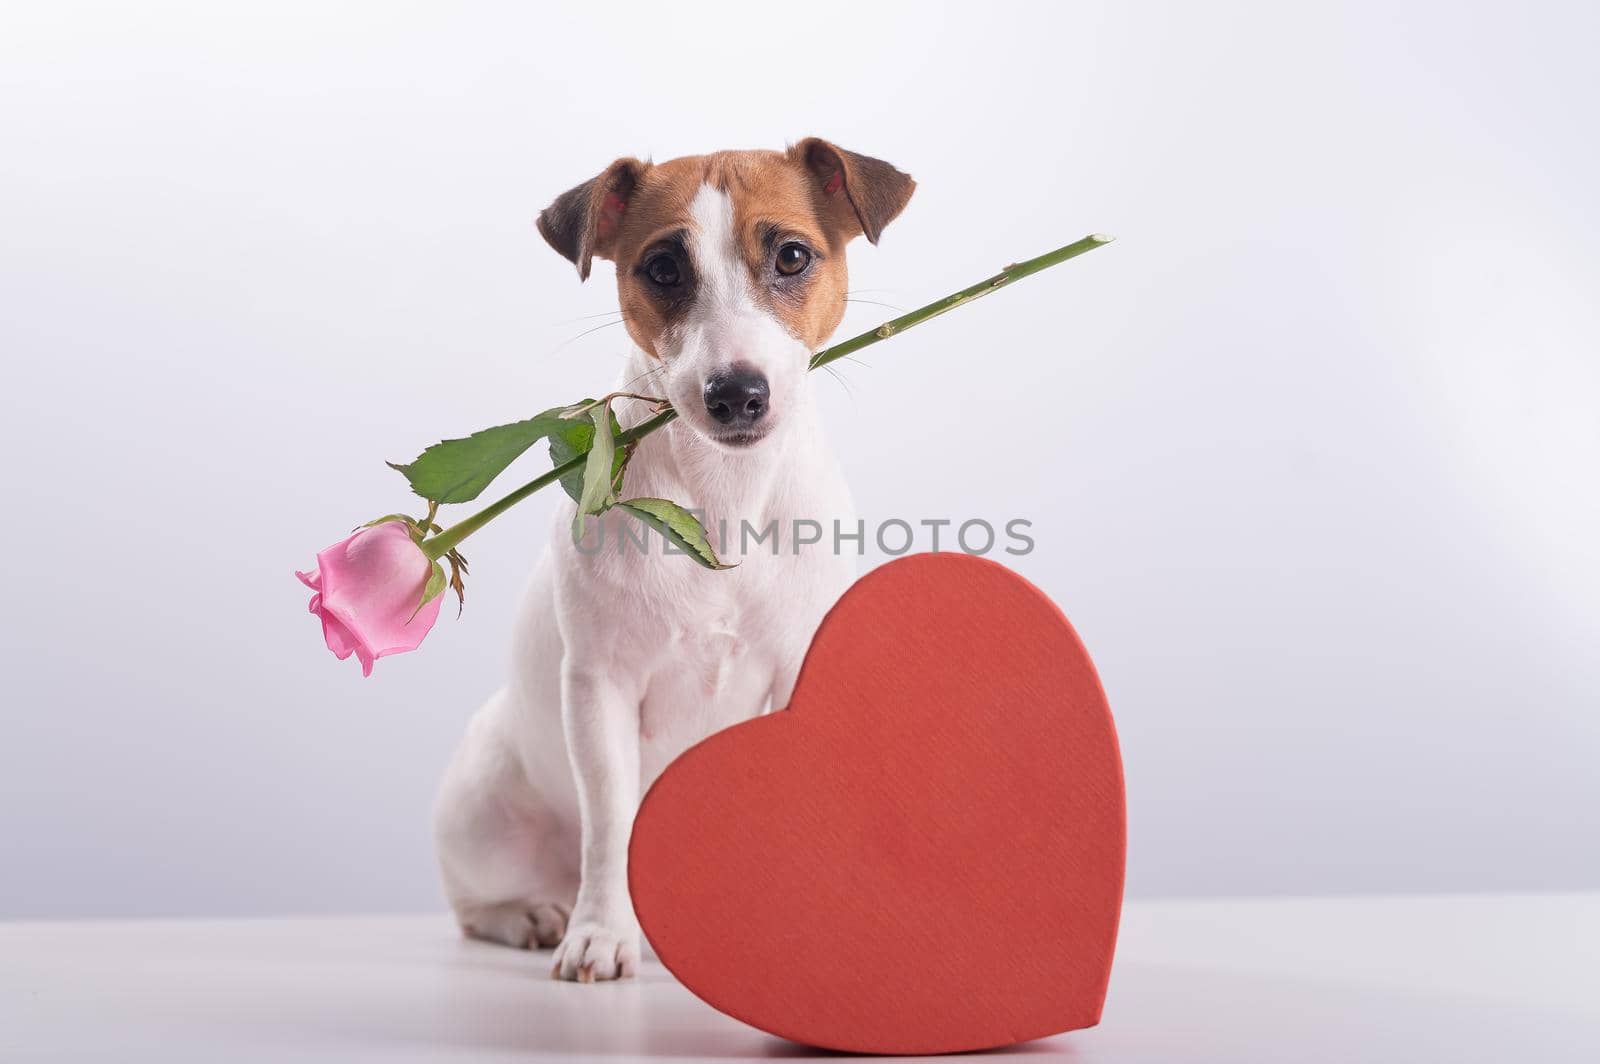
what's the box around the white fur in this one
[661,186,808,443]
[433,185,855,981]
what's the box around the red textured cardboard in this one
[628,552,1126,1055]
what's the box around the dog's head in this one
[538,139,914,450]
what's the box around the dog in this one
[432,139,915,981]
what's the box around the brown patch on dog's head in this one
[537,140,915,360]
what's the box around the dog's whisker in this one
[550,309,626,325]
[617,363,667,394]
[545,317,628,357]
[822,363,856,401]
[844,297,906,312]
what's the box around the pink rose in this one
[296,521,442,676]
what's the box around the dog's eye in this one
[644,253,682,287]
[775,243,811,277]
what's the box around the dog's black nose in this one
[703,368,769,426]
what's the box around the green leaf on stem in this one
[389,406,587,505]
[548,404,627,503]
[616,497,735,570]
[571,404,618,539]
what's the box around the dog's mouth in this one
[710,428,772,449]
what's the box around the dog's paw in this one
[551,920,639,982]
[460,901,569,950]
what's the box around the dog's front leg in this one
[551,664,643,982]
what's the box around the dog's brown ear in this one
[791,138,915,245]
[537,157,647,281]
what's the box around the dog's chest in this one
[648,579,771,696]
[636,599,777,784]
[639,547,844,745]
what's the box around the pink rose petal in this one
[295,521,441,676]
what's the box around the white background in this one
[2,1,1596,918]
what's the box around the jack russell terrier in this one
[433,139,915,981]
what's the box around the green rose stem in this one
[419,232,1114,562]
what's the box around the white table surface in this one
[3,893,1596,1062]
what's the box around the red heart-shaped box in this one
[629,552,1126,1055]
